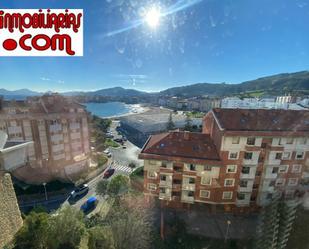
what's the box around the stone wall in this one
[0,173,23,248]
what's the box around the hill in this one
[160,71,309,97]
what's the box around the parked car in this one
[114,138,123,143]
[122,145,127,149]
[106,133,114,138]
[103,149,112,158]
[103,168,115,179]
[80,196,98,213]
[70,184,89,199]
[122,135,127,141]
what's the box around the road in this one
[68,120,142,212]
[19,119,143,214]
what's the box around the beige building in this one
[0,94,91,183]
[140,109,309,212]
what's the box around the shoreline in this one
[92,103,149,119]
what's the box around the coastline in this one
[96,103,149,119]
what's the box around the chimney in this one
[184,131,190,140]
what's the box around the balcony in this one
[182,183,195,191]
[159,192,172,200]
[159,180,172,187]
[181,195,194,203]
[70,123,80,130]
[172,184,182,191]
[50,123,62,133]
[236,198,250,207]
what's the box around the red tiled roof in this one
[140,131,220,161]
[212,108,309,132]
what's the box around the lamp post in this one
[224,220,231,242]
[43,182,48,201]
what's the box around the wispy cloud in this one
[114,74,148,79]
[40,77,65,84]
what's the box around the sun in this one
[145,7,161,28]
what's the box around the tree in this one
[46,206,86,249]
[128,162,136,169]
[13,212,49,249]
[88,226,115,249]
[166,113,175,131]
[104,194,153,249]
[107,175,130,196]
[184,116,192,131]
[96,180,108,196]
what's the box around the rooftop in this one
[140,131,220,161]
[212,108,309,132]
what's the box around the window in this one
[189,164,196,171]
[147,171,156,179]
[299,138,307,145]
[200,190,210,198]
[224,179,235,187]
[286,137,294,144]
[188,191,194,197]
[244,152,253,160]
[279,165,289,173]
[173,179,181,185]
[237,193,246,200]
[269,180,276,187]
[272,167,279,174]
[229,152,238,159]
[226,165,237,173]
[288,178,298,186]
[292,165,302,173]
[239,180,248,188]
[201,176,211,185]
[189,178,195,184]
[159,187,166,193]
[275,152,282,160]
[222,191,233,200]
[160,175,167,181]
[275,178,285,186]
[204,165,212,171]
[241,166,250,174]
[232,136,240,144]
[161,161,167,168]
[247,137,256,145]
[282,152,291,160]
[148,183,157,191]
[295,151,305,160]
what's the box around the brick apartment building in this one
[0,94,91,183]
[139,108,309,212]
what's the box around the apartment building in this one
[139,108,309,212]
[0,94,90,183]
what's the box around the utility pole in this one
[42,182,48,201]
[224,220,231,242]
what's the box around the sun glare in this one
[145,7,161,28]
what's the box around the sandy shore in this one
[105,104,150,119]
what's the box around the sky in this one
[0,0,309,92]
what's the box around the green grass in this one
[104,138,120,148]
[186,111,205,118]
[97,154,108,167]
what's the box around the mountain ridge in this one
[1,71,309,98]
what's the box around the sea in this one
[84,102,133,118]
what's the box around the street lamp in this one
[224,220,231,242]
[42,182,48,201]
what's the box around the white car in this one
[70,184,89,199]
